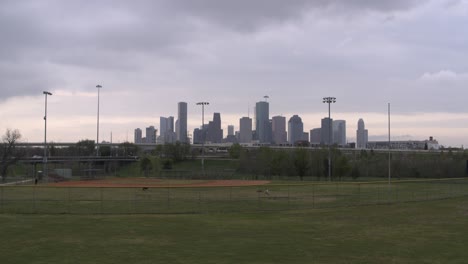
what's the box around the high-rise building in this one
[227,125,234,136]
[272,116,287,145]
[145,126,157,144]
[356,118,368,149]
[288,115,304,145]
[134,128,142,144]
[321,117,333,145]
[310,128,321,145]
[333,120,346,146]
[255,101,271,143]
[176,102,188,143]
[207,113,223,143]
[239,117,252,143]
[159,116,175,143]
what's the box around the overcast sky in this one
[1,0,468,146]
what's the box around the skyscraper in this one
[227,125,234,136]
[272,116,287,145]
[145,126,157,144]
[239,117,252,143]
[255,101,271,143]
[356,118,368,149]
[176,102,188,143]
[310,128,321,145]
[159,116,175,143]
[333,120,346,146]
[288,115,304,145]
[207,113,223,143]
[321,117,333,145]
[134,128,142,144]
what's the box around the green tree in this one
[293,148,310,181]
[140,156,153,177]
[76,139,96,156]
[228,143,243,159]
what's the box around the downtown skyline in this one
[1,1,468,147]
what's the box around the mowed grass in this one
[1,196,468,264]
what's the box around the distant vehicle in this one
[32,155,42,159]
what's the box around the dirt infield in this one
[50,178,271,188]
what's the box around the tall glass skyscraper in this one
[255,101,271,143]
[288,115,303,145]
[177,102,188,143]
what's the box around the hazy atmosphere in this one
[1,0,468,146]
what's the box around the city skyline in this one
[1,1,468,147]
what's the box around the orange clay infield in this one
[50,178,271,188]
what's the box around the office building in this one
[159,116,175,144]
[321,117,333,145]
[134,128,142,144]
[255,101,271,143]
[356,118,368,149]
[272,116,287,145]
[227,125,234,136]
[333,120,346,146]
[239,117,252,143]
[207,113,223,143]
[310,128,321,145]
[288,115,304,145]
[145,126,157,144]
[176,102,188,143]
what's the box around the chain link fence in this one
[1,178,467,214]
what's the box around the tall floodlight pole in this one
[323,97,336,181]
[96,85,102,156]
[388,103,391,185]
[196,102,209,173]
[43,91,52,182]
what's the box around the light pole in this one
[96,85,102,156]
[196,102,209,173]
[323,97,336,182]
[43,91,52,182]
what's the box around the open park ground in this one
[1,195,467,263]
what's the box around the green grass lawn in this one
[1,196,467,264]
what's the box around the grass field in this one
[1,195,467,264]
[2,178,468,214]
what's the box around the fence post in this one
[100,187,103,214]
[0,186,3,213]
[33,186,36,213]
[312,183,315,209]
[68,187,71,214]
[358,183,361,206]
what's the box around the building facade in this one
[356,118,368,149]
[239,117,252,143]
[310,128,321,145]
[288,115,304,145]
[176,102,188,143]
[255,101,271,143]
[272,115,287,145]
[333,120,346,146]
[321,117,333,145]
[134,128,142,144]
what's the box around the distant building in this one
[272,116,287,145]
[356,118,368,149]
[134,128,142,144]
[227,125,234,136]
[255,101,271,143]
[310,128,321,145]
[159,116,175,144]
[145,126,157,144]
[288,115,304,145]
[333,120,346,146]
[321,117,333,145]
[367,137,439,150]
[302,132,309,142]
[176,102,188,143]
[206,113,223,143]
[239,117,252,143]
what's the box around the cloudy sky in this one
[1,0,468,146]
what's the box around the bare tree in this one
[0,129,22,182]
